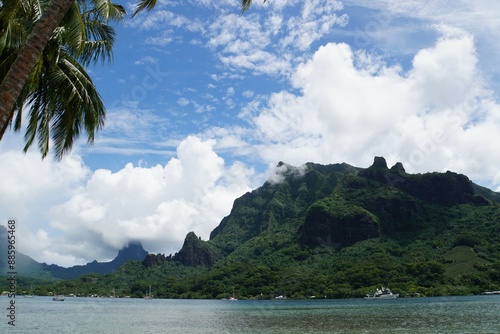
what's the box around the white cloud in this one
[0,134,91,264]
[43,136,254,265]
[134,56,159,65]
[0,128,255,266]
[87,108,172,156]
[215,28,500,190]
[409,26,482,108]
[145,32,175,46]
[280,0,346,51]
[204,1,347,76]
[343,0,500,88]
[242,90,254,98]
[267,162,308,185]
[177,97,190,106]
[130,10,199,32]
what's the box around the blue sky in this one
[2,0,500,266]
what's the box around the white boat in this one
[52,295,65,301]
[229,287,237,301]
[223,288,237,301]
[144,286,152,300]
[364,287,399,300]
[24,285,34,298]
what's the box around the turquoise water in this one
[2,295,500,333]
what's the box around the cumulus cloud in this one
[215,28,500,190]
[206,0,347,76]
[0,133,91,265]
[0,135,254,266]
[131,0,347,77]
[47,136,253,265]
[267,162,309,185]
[343,0,500,86]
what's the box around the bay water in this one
[2,295,500,333]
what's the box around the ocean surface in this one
[2,295,500,333]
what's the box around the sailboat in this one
[144,286,152,300]
[24,285,34,298]
[228,287,237,301]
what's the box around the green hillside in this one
[13,157,500,298]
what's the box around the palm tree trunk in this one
[0,0,75,140]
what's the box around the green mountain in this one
[40,242,148,279]
[0,230,147,281]
[29,157,500,298]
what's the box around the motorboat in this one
[364,287,399,300]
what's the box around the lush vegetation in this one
[3,158,500,299]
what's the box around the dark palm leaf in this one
[22,47,105,159]
[78,15,116,65]
[242,0,266,13]
[131,0,156,18]
[50,54,105,159]
[241,0,253,13]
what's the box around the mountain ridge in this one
[0,232,148,280]
[6,157,500,298]
[145,157,498,270]
[41,242,149,279]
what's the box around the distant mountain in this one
[42,242,148,279]
[0,231,148,280]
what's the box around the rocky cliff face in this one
[300,199,380,248]
[360,156,487,207]
[208,161,357,256]
[142,253,171,268]
[174,232,221,267]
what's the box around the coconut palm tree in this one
[0,0,257,159]
[0,0,125,159]
[0,0,76,141]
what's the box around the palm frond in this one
[20,38,105,159]
[131,0,157,18]
[58,1,86,55]
[22,60,48,151]
[242,0,266,13]
[0,21,27,53]
[241,0,253,13]
[85,0,126,21]
[78,16,116,65]
[48,53,105,159]
[0,0,38,54]
[14,54,44,134]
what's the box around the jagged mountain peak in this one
[370,156,389,169]
[113,242,148,263]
